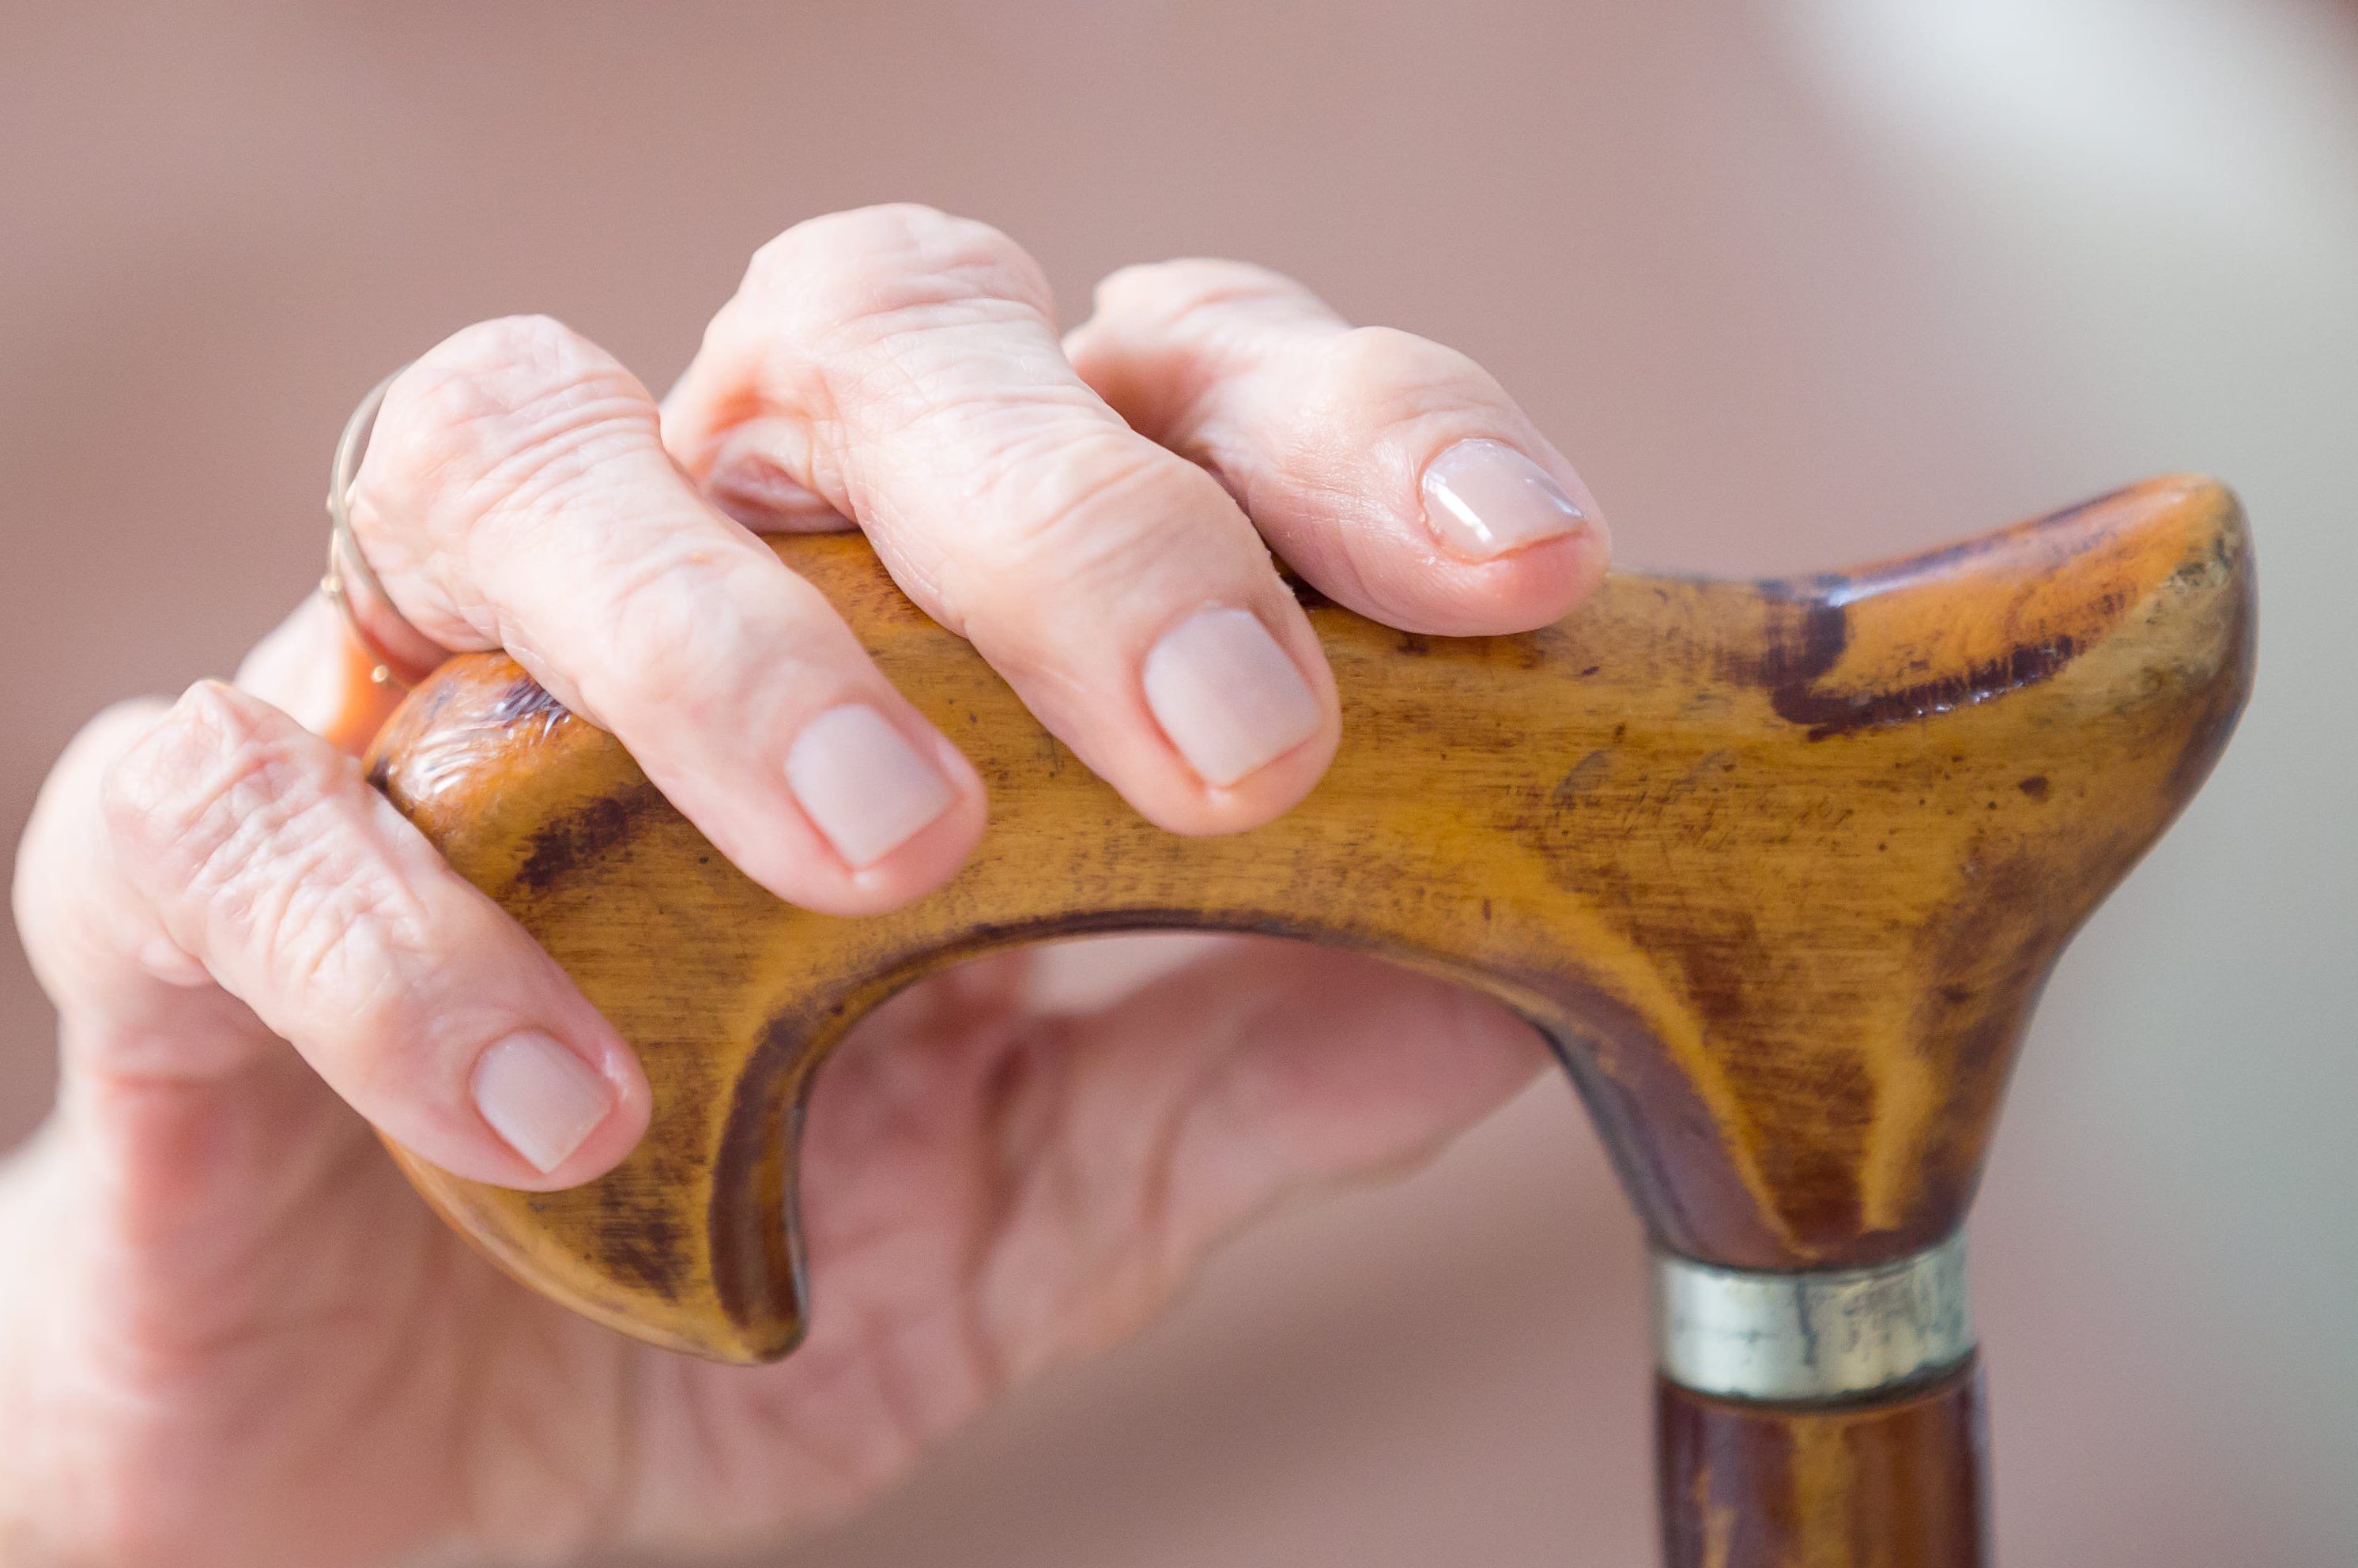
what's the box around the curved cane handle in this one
[368,475,2250,1564]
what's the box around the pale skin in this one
[0,205,1611,1567]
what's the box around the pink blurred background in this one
[3,2,2353,1563]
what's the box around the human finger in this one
[1066,258,1609,635]
[345,315,987,915]
[663,205,1339,835]
[85,680,653,1187]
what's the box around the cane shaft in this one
[1658,1358,1989,1568]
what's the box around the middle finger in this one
[662,204,1338,835]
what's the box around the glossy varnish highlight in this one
[368,474,2252,1562]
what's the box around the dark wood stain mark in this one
[1661,749,1737,808]
[560,1194,689,1299]
[1776,636,2082,741]
[515,782,662,894]
[1735,482,2179,744]
[1755,598,1851,700]
[1551,748,1614,810]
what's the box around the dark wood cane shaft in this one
[365,474,2253,1563]
[1658,1359,1989,1568]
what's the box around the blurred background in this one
[2,2,2352,1563]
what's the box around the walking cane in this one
[364,473,2254,1566]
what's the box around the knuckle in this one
[101,683,289,876]
[742,204,1053,344]
[362,314,658,552]
[426,311,599,384]
[947,434,1226,632]
[1300,326,1501,443]
[1092,258,1302,334]
[101,687,432,996]
[976,428,1156,552]
[1314,325,1472,403]
[256,849,428,1015]
[104,687,326,900]
[581,542,774,722]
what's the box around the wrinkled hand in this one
[0,206,1607,1567]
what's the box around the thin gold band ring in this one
[322,365,441,689]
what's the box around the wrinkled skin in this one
[0,869,1542,1564]
[2,205,1601,1567]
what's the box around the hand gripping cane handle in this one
[366,475,2254,1566]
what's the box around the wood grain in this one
[366,473,2254,1371]
[1658,1359,1988,1568]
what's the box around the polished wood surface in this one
[1658,1358,1988,1568]
[367,473,2251,1364]
[367,473,2250,1562]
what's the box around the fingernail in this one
[787,704,957,868]
[1143,607,1323,787]
[1420,439,1587,560]
[473,1031,613,1174]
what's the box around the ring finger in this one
[662,204,1341,835]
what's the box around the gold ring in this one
[323,365,441,688]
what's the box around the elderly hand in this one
[0,205,1608,1567]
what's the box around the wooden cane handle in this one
[366,474,2250,1555]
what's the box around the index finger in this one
[345,315,987,917]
